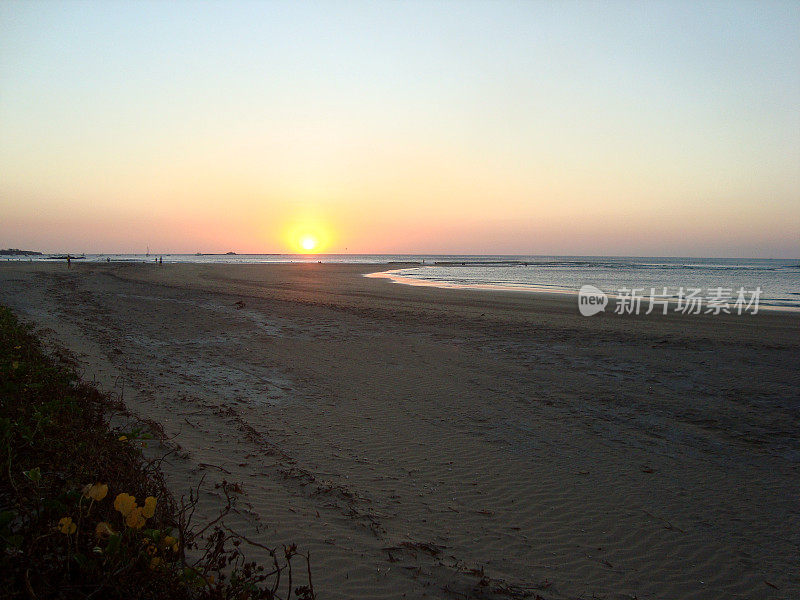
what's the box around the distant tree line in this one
[0,249,42,255]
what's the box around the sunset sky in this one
[1,1,798,257]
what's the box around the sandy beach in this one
[0,261,797,600]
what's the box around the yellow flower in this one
[142,496,157,519]
[83,483,108,501]
[118,435,127,442]
[114,493,136,516]
[149,556,161,570]
[58,517,76,535]
[126,506,146,529]
[95,521,115,539]
[163,535,179,552]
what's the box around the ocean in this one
[8,253,800,310]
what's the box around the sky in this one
[1,0,799,257]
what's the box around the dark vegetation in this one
[0,305,313,599]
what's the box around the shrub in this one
[0,306,313,599]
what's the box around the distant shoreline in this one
[3,252,799,260]
[0,248,42,256]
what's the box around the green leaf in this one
[42,498,68,513]
[0,510,16,529]
[23,467,41,482]
[106,533,121,554]
[182,567,201,581]
[73,552,90,568]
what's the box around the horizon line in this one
[6,250,799,261]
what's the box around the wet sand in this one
[1,261,798,599]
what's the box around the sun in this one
[283,219,330,253]
[299,235,318,252]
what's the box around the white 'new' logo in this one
[578,285,608,316]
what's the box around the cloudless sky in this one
[1,0,798,256]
